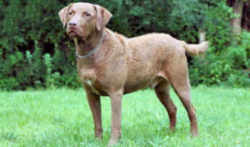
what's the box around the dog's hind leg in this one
[165,55,198,136]
[155,81,177,131]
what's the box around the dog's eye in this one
[83,12,91,17]
[68,11,74,16]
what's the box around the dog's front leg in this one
[108,89,123,146]
[85,86,103,139]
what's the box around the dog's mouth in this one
[67,27,79,37]
[68,31,77,36]
[68,29,77,36]
[67,28,87,40]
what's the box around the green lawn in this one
[0,86,249,147]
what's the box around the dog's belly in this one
[80,69,164,96]
[124,49,165,93]
[124,81,150,94]
[124,73,164,94]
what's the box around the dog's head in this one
[58,2,112,39]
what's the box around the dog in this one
[58,2,208,146]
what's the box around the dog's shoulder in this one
[105,28,127,47]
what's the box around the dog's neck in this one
[74,30,104,59]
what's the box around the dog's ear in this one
[94,5,112,31]
[58,4,72,27]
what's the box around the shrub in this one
[190,31,250,87]
[0,0,248,90]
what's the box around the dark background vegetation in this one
[0,0,249,90]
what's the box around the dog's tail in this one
[183,41,209,56]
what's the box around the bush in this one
[0,0,249,90]
[0,77,19,91]
[0,0,80,90]
[190,31,250,87]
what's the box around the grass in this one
[0,86,249,147]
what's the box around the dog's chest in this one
[78,68,96,80]
[78,68,103,95]
[84,79,101,95]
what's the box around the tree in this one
[233,0,244,35]
[227,0,250,35]
[242,1,250,30]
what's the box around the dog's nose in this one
[69,22,77,26]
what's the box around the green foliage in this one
[0,0,249,90]
[190,31,250,87]
[0,0,80,90]
[0,77,19,91]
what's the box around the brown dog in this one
[59,2,208,146]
